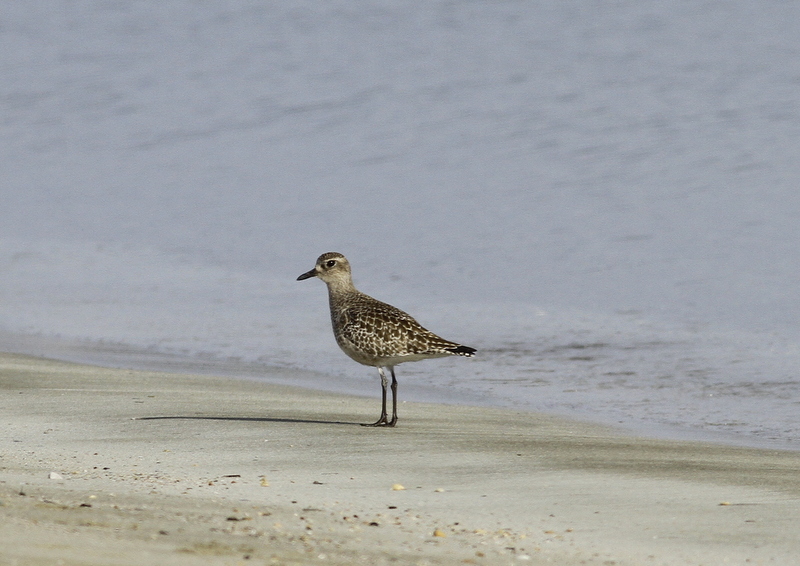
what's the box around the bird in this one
[297,252,476,427]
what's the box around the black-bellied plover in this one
[297,252,476,427]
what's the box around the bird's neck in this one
[325,277,358,298]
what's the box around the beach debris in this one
[48,472,63,480]
[259,476,269,487]
[433,528,447,537]
[719,501,731,506]
[391,483,405,491]
[434,488,445,492]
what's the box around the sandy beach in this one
[2,352,800,566]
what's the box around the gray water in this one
[2,1,800,449]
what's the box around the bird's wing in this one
[337,301,459,358]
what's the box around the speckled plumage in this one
[297,252,475,426]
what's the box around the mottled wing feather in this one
[332,294,466,362]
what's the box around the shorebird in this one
[297,252,476,427]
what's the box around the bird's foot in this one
[362,415,397,427]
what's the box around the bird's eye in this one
[326,260,337,268]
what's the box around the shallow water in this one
[2,1,800,449]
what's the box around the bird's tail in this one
[447,345,476,357]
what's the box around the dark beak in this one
[297,268,317,281]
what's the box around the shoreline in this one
[3,351,800,565]
[2,329,795,454]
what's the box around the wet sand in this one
[2,352,800,565]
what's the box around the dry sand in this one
[2,352,800,565]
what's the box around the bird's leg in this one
[388,366,398,427]
[363,367,390,426]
